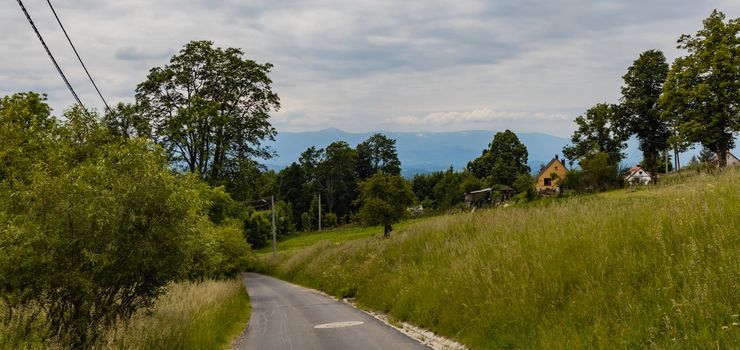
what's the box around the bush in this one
[301,212,312,232]
[0,136,203,348]
[185,218,253,280]
[244,211,272,249]
[0,94,255,348]
[275,201,296,238]
[324,212,338,228]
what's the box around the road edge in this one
[293,284,468,350]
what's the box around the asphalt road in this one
[233,273,429,350]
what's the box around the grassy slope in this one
[263,170,740,349]
[258,219,419,254]
[0,279,250,349]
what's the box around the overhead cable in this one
[46,0,112,113]
[16,0,88,114]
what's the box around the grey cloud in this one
[114,46,173,62]
[2,0,738,136]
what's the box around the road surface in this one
[233,273,429,350]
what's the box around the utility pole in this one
[318,193,322,231]
[271,195,276,257]
[665,148,669,174]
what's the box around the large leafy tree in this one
[358,172,415,237]
[136,40,280,182]
[355,133,401,179]
[563,103,629,166]
[467,130,529,186]
[659,10,739,168]
[620,49,670,180]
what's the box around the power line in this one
[16,0,88,113]
[45,0,112,113]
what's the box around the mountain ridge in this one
[265,128,733,177]
[265,128,571,177]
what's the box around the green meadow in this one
[260,169,740,349]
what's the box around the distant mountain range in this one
[265,128,736,177]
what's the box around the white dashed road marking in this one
[314,321,364,329]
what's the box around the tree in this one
[102,102,150,139]
[431,169,479,210]
[0,92,57,183]
[659,10,739,168]
[220,160,276,202]
[318,141,358,219]
[277,163,309,229]
[356,133,401,179]
[136,40,280,182]
[411,171,443,206]
[467,130,530,186]
[513,173,537,200]
[299,146,324,195]
[578,152,621,191]
[620,50,670,182]
[358,173,415,237]
[563,103,629,166]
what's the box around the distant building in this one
[713,151,740,167]
[464,186,518,208]
[535,156,567,193]
[624,164,651,185]
[464,188,493,207]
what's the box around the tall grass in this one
[264,169,740,349]
[257,219,420,255]
[100,279,249,350]
[0,279,250,349]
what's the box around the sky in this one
[2,0,738,137]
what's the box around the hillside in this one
[260,170,740,349]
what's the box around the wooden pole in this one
[271,195,276,257]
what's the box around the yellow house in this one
[536,156,567,192]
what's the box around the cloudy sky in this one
[2,1,738,137]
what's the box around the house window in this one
[544,178,552,186]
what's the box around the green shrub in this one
[0,135,204,347]
[244,211,271,248]
[323,212,338,228]
[0,94,254,348]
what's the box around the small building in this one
[464,188,493,207]
[464,185,518,208]
[535,156,567,193]
[624,164,651,185]
[713,151,740,167]
[407,204,424,217]
[498,185,517,201]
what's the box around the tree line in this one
[562,10,738,190]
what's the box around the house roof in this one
[536,158,566,180]
[624,165,651,179]
[499,185,516,192]
[467,188,492,195]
